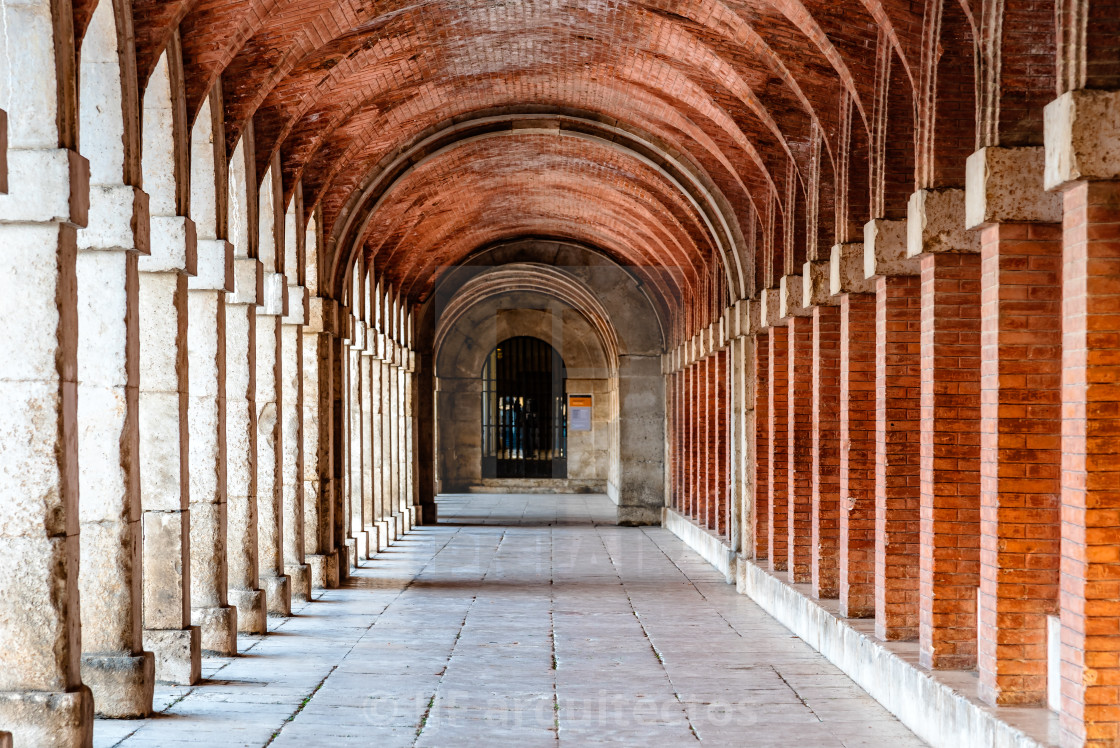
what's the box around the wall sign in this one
[569,394,592,431]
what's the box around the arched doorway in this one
[481,336,567,479]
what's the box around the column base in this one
[408,505,419,529]
[343,538,358,571]
[192,604,238,656]
[80,652,154,718]
[260,573,291,617]
[143,627,201,685]
[306,552,339,589]
[376,519,393,546]
[392,512,405,539]
[285,563,312,603]
[617,505,661,526]
[401,508,414,534]
[0,686,93,748]
[352,529,371,561]
[229,588,268,634]
[338,544,353,582]
[363,524,382,554]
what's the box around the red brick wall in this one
[978,222,1062,706]
[875,274,922,641]
[788,316,814,583]
[1059,182,1120,748]
[840,293,877,618]
[918,252,983,670]
[754,333,770,561]
[813,305,842,599]
[769,326,790,572]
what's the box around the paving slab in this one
[94,493,925,747]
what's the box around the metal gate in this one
[481,336,567,479]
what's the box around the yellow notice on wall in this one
[569,395,592,431]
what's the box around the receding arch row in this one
[326,111,752,312]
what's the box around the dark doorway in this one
[481,336,568,479]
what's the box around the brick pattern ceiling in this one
[91,0,947,335]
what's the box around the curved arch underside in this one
[105,0,987,341]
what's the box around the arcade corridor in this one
[92,495,921,748]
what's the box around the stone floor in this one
[94,494,925,747]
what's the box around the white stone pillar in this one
[303,298,338,588]
[138,214,200,685]
[255,276,291,616]
[380,343,397,541]
[282,285,310,601]
[187,239,238,654]
[369,335,388,547]
[76,187,156,714]
[0,158,95,745]
[333,321,355,577]
[361,335,380,552]
[390,354,404,535]
[406,353,418,527]
[348,318,371,559]
[225,258,268,633]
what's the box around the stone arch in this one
[431,258,664,524]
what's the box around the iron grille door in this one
[481,336,567,479]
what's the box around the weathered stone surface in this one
[830,242,872,295]
[780,274,810,318]
[802,260,833,307]
[1044,89,1120,190]
[965,147,1062,229]
[906,188,979,257]
[864,219,918,278]
[79,653,154,718]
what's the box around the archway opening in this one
[481,336,568,480]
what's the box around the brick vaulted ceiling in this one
[75,0,962,339]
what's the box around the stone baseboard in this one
[661,507,735,582]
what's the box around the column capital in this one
[188,239,233,292]
[227,257,263,306]
[255,271,286,316]
[863,218,918,278]
[1045,89,1120,190]
[906,187,979,257]
[829,242,873,296]
[141,215,197,275]
[0,147,88,227]
[304,296,336,334]
[780,274,811,319]
[283,284,307,326]
[78,184,149,255]
[965,146,1061,229]
[760,287,787,329]
[801,260,834,307]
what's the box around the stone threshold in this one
[661,507,735,582]
[732,559,1061,748]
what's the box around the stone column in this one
[389,355,404,534]
[255,273,291,615]
[76,182,156,713]
[361,331,379,552]
[415,345,438,525]
[380,353,396,541]
[865,218,922,642]
[406,354,419,527]
[186,239,238,654]
[1045,90,1120,747]
[0,140,94,744]
[302,298,339,588]
[139,214,201,685]
[226,258,268,633]
[968,146,1063,705]
[615,354,665,525]
[282,286,311,602]
[371,334,389,544]
[347,321,370,560]
[331,327,353,580]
